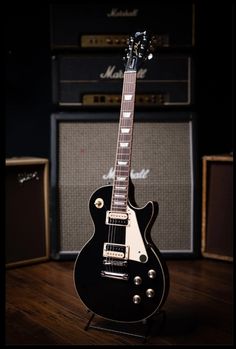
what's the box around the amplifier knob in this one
[148,269,156,279]
[133,295,141,304]
[115,97,120,103]
[133,276,142,285]
[146,289,155,298]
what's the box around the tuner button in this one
[148,269,156,279]
[133,295,141,304]
[146,289,155,298]
[133,276,142,285]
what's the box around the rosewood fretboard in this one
[110,70,137,212]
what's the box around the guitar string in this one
[107,72,136,274]
[108,72,128,273]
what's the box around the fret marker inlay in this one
[124,94,133,101]
[121,128,130,134]
[117,177,126,181]
[120,143,129,147]
[118,161,128,165]
[123,112,131,118]
[115,186,126,190]
[113,201,125,206]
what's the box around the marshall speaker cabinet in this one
[50,111,199,259]
[50,3,194,50]
[6,157,50,267]
[52,54,193,107]
[201,155,233,261]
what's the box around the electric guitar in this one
[73,31,169,323]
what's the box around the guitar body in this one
[73,183,169,323]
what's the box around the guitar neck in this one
[110,70,137,212]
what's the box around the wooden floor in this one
[5,258,233,345]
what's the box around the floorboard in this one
[5,259,233,345]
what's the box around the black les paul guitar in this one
[74,31,169,323]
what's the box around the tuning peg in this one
[134,31,141,38]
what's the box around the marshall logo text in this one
[100,65,147,79]
[107,8,139,17]
[103,167,150,181]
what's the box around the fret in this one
[117,150,131,154]
[118,137,131,141]
[121,103,134,110]
[115,172,129,176]
[115,165,129,169]
[120,123,132,129]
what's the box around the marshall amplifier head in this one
[52,54,193,107]
[50,111,200,260]
[50,3,195,50]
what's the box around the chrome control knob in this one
[133,295,141,304]
[133,276,142,285]
[148,269,156,279]
[146,288,155,298]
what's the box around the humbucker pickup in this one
[103,243,129,260]
[106,211,129,226]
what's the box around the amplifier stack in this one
[50,2,195,109]
[50,3,199,258]
[52,54,193,107]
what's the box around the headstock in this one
[123,31,153,72]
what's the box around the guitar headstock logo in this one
[124,31,153,71]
